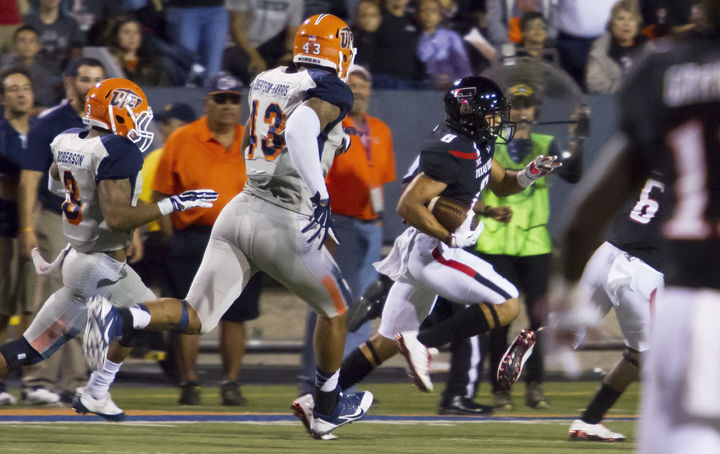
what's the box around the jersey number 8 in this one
[62,170,83,225]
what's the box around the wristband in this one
[19,227,34,233]
[516,169,535,188]
[157,198,174,216]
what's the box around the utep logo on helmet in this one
[339,27,352,49]
[110,88,143,110]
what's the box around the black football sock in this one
[339,342,380,390]
[417,304,492,348]
[580,384,622,424]
[314,367,339,415]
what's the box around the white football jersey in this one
[51,128,144,253]
[243,66,353,215]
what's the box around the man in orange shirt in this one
[152,73,262,406]
[299,65,396,396]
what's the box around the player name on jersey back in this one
[56,150,85,167]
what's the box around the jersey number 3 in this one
[247,100,286,161]
[62,170,83,225]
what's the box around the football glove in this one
[158,189,219,216]
[302,192,335,249]
[517,155,563,188]
[448,212,483,248]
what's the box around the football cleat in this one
[310,391,373,436]
[346,279,388,333]
[72,387,126,422]
[0,391,16,405]
[496,328,536,390]
[396,331,439,392]
[21,387,60,405]
[569,419,626,442]
[291,393,337,440]
[84,295,123,371]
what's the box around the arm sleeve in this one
[285,104,328,199]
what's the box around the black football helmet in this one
[444,76,515,144]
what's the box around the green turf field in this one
[0,381,640,453]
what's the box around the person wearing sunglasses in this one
[150,72,263,408]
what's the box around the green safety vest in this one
[476,133,555,256]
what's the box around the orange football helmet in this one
[83,78,154,152]
[293,14,356,82]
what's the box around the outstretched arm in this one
[98,179,217,233]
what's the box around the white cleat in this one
[72,387,126,422]
[21,387,60,405]
[0,391,16,405]
[291,393,337,440]
[569,419,625,442]
[396,331,438,392]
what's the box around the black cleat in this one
[438,395,493,416]
[346,279,389,332]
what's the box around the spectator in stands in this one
[103,15,170,87]
[371,0,425,89]
[298,65,396,396]
[0,66,38,405]
[416,0,473,90]
[18,57,104,405]
[135,102,197,300]
[22,0,84,77]
[554,0,616,90]
[164,0,228,80]
[475,83,583,410]
[515,11,559,64]
[65,0,122,45]
[129,102,197,366]
[640,0,697,38]
[351,0,382,71]
[0,25,55,107]
[223,0,302,86]
[486,0,552,48]
[586,0,649,94]
[304,0,349,19]
[0,0,23,55]
[152,73,262,406]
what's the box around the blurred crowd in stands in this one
[0,0,707,109]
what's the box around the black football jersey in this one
[620,34,720,288]
[405,123,494,207]
[606,171,665,271]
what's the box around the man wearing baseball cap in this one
[150,72,262,406]
[475,82,584,410]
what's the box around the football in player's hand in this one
[428,196,470,232]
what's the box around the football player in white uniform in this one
[0,78,218,421]
[83,14,373,438]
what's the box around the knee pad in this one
[0,337,43,371]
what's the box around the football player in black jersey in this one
[325,76,562,397]
[563,168,665,442]
[556,1,720,450]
